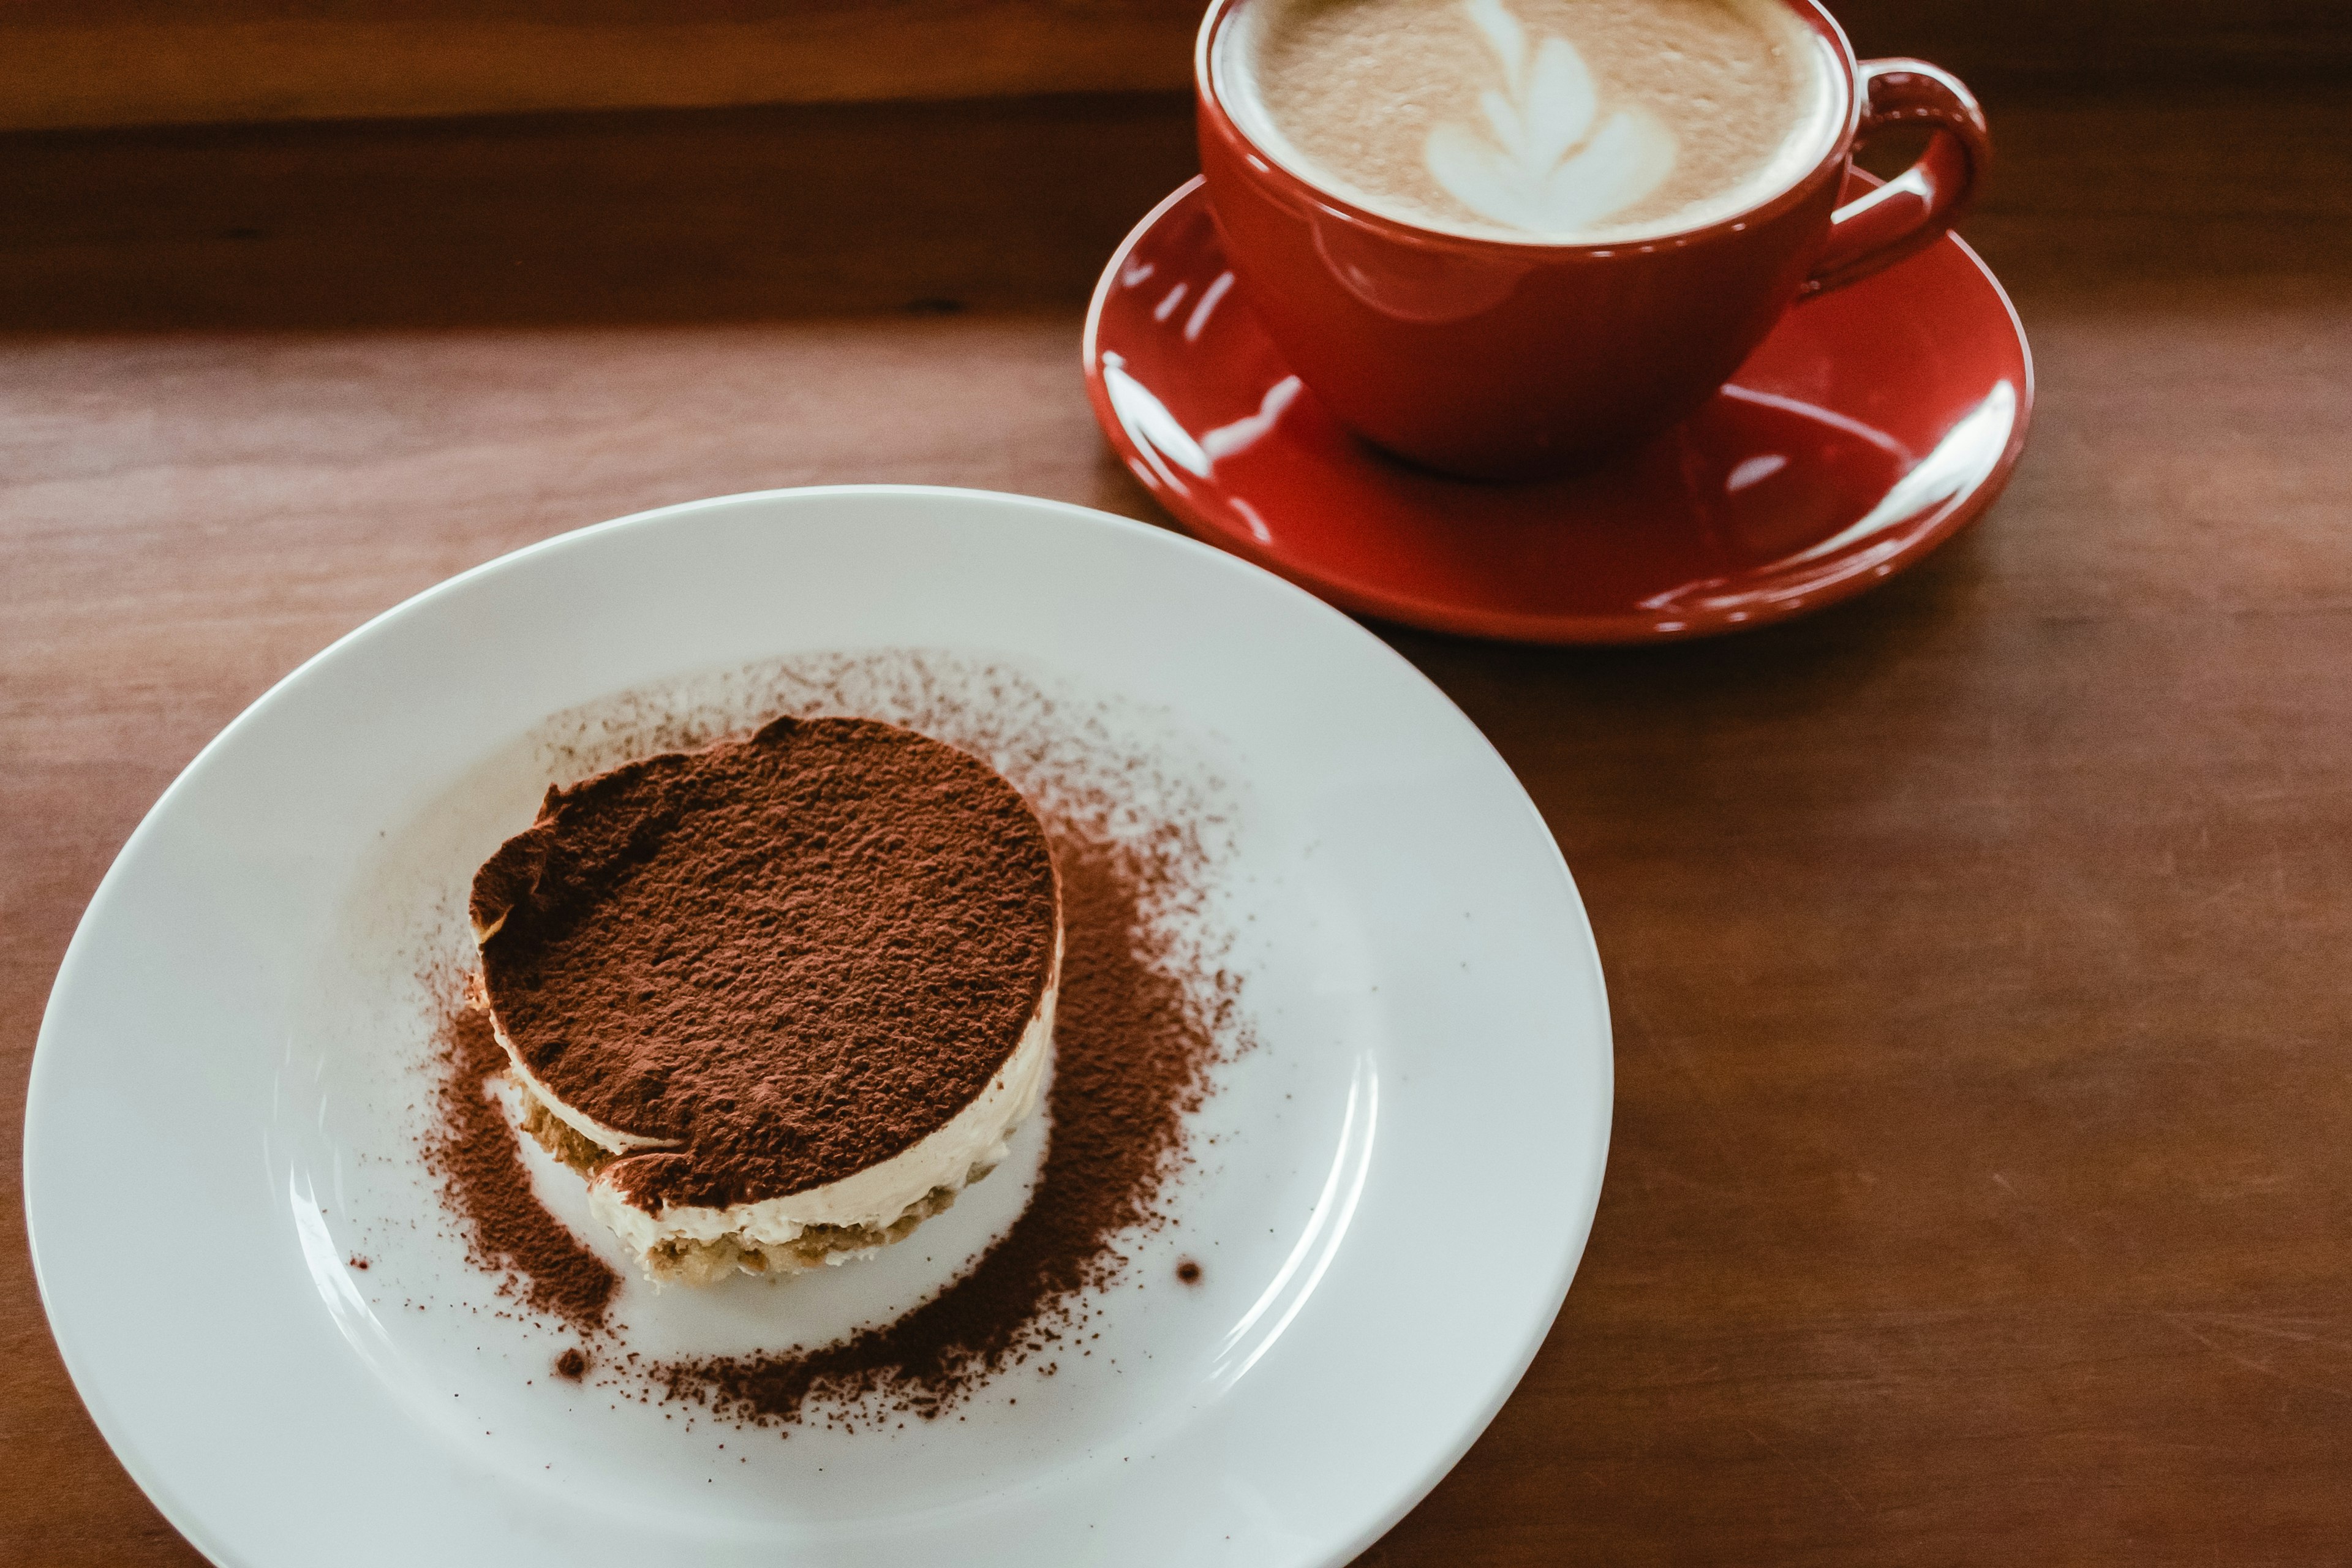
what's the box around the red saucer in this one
[1083,176,2033,644]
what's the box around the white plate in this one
[26,487,1611,1567]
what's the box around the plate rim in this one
[24,484,1614,1567]
[1083,175,2035,646]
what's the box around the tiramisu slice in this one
[469,715,1060,1286]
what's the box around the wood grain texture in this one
[4,83,2350,1566]
[1,0,1207,132]
[0,95,1203,331]
[3,0,2348,130]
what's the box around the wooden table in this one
[6,81,2348,1565]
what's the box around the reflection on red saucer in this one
[1083,176,2033,644]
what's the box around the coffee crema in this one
[1216,0,1839,244]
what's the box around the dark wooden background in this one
[4,4,2349,1562]
[5,0,2346,130]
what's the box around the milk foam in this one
[1424,0,1676,233]
[1219,0,1843,244]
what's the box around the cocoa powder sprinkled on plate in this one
[422,1006,619,1335]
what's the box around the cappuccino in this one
[1216,0,1839,243]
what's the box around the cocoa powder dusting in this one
[419,653,1245,1430]
[422,1006,619,1334]
[474,715,1058,1213]
[658,821,1231,1425]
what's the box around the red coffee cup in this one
[1194,0,1991,479]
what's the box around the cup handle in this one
[1803,59,1991,295]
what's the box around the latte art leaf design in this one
[1424,0,1678,235]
